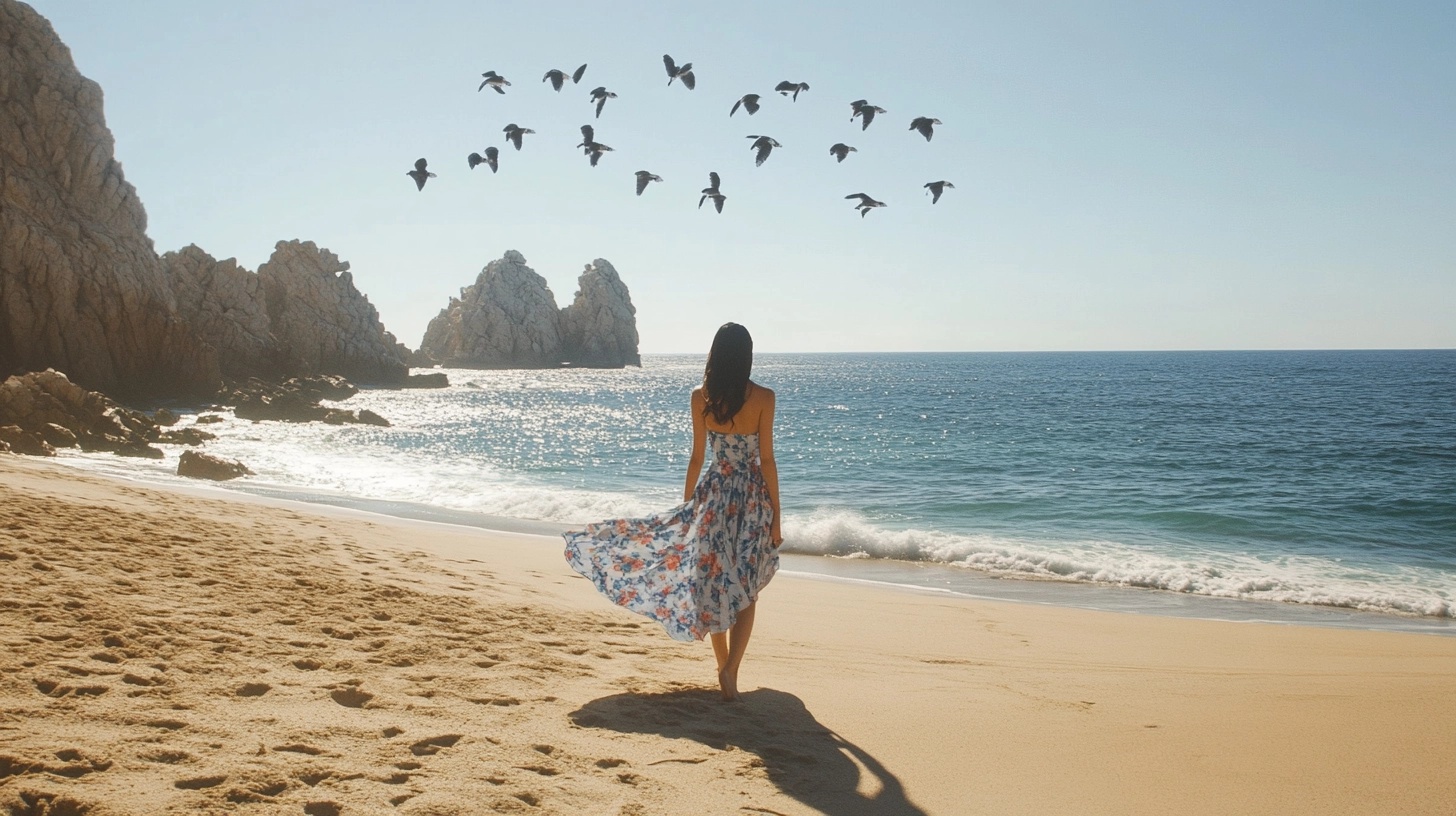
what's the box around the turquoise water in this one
[60,350,1456,626]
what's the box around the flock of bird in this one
[405,55,954,218]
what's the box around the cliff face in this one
[163,245,280,380]
[559,259,641,368]
[419,251,565,368]
[257,240,409,384]
[0,0,220,398]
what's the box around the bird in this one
[924,180,955,204]
[829,143,857,163]
[477,71,511,94]
[578,124,613,166]
[635,170,663,196]
[663,54,696,89]
[746,135,781,167]
[502,123,535,151]
[589,86,618,118]
[542,64,588,91]
[909,116,942,141]
[467,146,499,173]
[730,94,761,117]
[699,171,726,213]
[845,193,887,218]
[406,158,436,191]
[775,80,810,101]
[850,99,886,130]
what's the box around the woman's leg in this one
[716,603,756,701]
[710,632,729,672]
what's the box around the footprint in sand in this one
[303,803,342,816]
[409,735,462,756]
[175,774,227,790]
[235,683,271,697]
[329,688,373,708]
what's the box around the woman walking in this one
[564,323,783,700]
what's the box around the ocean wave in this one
[783,510,1455,619]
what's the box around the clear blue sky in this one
[31,0,1456,353]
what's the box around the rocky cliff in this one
[0,0,220,399]
[163,244,279,380]
[559,259,641,368]
[257,240,409,384]
[419,251,565,368]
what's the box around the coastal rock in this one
[223,377,389,426]
[0,369,159,455]
[0,0,219,399]
[258,241,409,384]
[419,251,565,368]
[162,244,281,380]
[177,450,253,481]
[152,408,179,426]
[156,426,215,445]
[0,425,54,457]
[402,372,449,389]
[559,260,641,368]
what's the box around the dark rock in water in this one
[157,427,216,445]
[0,425,55,456]
[115,441,163,459]
[286,374,359,402]
[356,409,391,427]
[196,414,225,424]
[402,373,449,389]
[152,408,180,426]
[178,450,253,481]
[234,391,328,423]
[322,409,354,425]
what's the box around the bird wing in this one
[477,79,489,91]
[411,173,425,191]
[508,131,522,150]
[581,124,594,143]
[573,64,587,83]
[754,141,772,166]
[698,193,707,209]
[713,195,724,213]
[861,108,876,129]
[589,150,602,167]
[415,158,428,171]
[545,71,564,91]
[730,98,742,117]
[775,80,794,93]
[492,84,506,94]
[845,193,870,203]
[594,97,606,118]
[636,173,649,196]
[744,95,760,114]
[468,153,482,169]
[485,146,498,160]
[680,70,695,90]
[663,54,677,76]
[709,171,721,190]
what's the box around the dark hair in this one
[702,322,753,424]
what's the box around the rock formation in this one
[0,0,220,399]
[0,369,173,457]
[177,450,253,481]
[163,245,280,380]
[559,259,641,367]
[257,241,410,384]
[419,251,640,369]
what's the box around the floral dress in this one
[563,431,778,642]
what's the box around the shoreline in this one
[4,454,1456,814]
[35,450,1456,637]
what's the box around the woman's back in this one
[695,380,774,436]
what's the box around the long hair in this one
[702,322,753,424]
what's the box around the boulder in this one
[0,369,160,455]
[257,241,409,384]
[156,427,215,445]
[177,450,253,481]
[196,414,225,424]
[356,409,390,427]
[419,250,564,368]
[0,1,220,399]
[222,377,389,426]
[152,407,179,426]
[402,372,449,389]
[558,259,641,367]
[0,425,54,456]
[38,422,77,448]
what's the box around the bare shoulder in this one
[749,381,776,406]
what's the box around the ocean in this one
[55,350,1456,634]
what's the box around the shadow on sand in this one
[569,687,928,816]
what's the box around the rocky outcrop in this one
[177,450,253,481]
[402,372,449,388]
[223,376,390,426]
[559,260,641,368]
[257,241,409,384]
[419,251,564,368]
[163,245,280,380]
[0,369,165,457]
[0,0,220,399]
[419,251,640,369]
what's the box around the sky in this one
[29,0,1456,353]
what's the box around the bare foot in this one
[717,667,739,702]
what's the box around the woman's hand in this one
[771,522,783,548]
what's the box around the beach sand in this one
[2,455,1453,815]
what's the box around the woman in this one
[564,322,783,700]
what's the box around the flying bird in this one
[829,143,857,163]
[924,180,955,204]
[467,146,500,173]
[663,54,696,89]
[543,64,588,91]
[909,116,943,141]
[775,80,810,101]
[589,86,618,118]
[699,171,726,213]
[746,135,781,167]
[730,94,761,117]
[635,170,663,196]
[850,99,886,130]
[477,71,511,94]
[406,158,436,191]
[845,193,887,218]
[578,124,613,166]
[502,123,535,151]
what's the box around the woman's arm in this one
[684,388,707,502]
[757,389,783,547]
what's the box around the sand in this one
[2,455,1454,815]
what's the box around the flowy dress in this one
[563,431,778,642]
